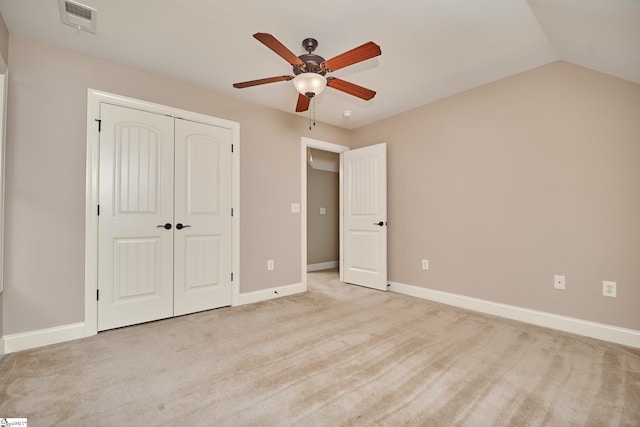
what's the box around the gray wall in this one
[307,162,339,265]
[351,61,640,330]
[1,36,350,335]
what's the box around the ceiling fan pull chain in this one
[308,97,318,131]
[313,97,317,128]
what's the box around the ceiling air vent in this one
[58,0,97,34]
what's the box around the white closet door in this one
[98,104,175,331]
[173,119,233,315]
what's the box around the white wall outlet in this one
[421,259,429,270]
[320,207,326,215]
[267,260,274,271]
[603,281,616,297]
[553,274,566,290]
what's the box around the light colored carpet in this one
[1,270,639,426]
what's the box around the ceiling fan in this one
[233,33,381,113]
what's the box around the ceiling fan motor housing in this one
[293,38,326,75]
[294,54,326,75]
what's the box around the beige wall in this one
[3,34,639,338]
[0,13,7,69]
[0,13,8,341]
[307,163,339,265]
[2,36,350,335]
[351,61,640,330]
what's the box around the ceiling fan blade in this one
[253,33,305,66]
[295,93,311,112]
[323,41,381,72]
[326,77,377,100]
[233,75,294,88]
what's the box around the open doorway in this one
[300,137,349,291]
[306,148,339,272]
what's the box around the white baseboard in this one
[389,282,640,349]
[4,282,307,353]
[307,261,339,272]
[3,322,86,354]
[7,283,636,352]
[237,282,305,306]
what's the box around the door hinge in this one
[97,204,100,216]
[231,272,234,282]
[96,289,99,301]
[95,118,102,132]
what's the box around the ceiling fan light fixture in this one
[293,73,327,98]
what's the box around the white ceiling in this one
[0,0,638,129]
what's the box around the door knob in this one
[373,221,385,226]
[176,223,191,230]
[157,223,172,230]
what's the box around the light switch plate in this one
[291,203,300,213]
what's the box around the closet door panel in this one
[98,104,174,331]
[173,119,233,315]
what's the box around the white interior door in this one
[342,143,388,291]
[173,118,232,315]
[98,104,174,330]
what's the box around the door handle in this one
[176,223,191,230]
[157,223,172,230]
[373,221,385,226]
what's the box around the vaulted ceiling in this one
[0,0,638,129]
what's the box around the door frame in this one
[300,137,349,290]
[84,89,240,337]
[0,70,7,294]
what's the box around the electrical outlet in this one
[553,274,566,290]
[603,281,616,297]
[421,259,429,270]
[267,260,274,271]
